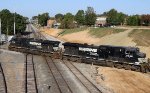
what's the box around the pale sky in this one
[0,0,150,18]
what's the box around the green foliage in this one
[60,13,75,29]
[0,9,26,35]
[141,15,150,26]
[55,13,64,23]
[32,16,38,20]
[106,9,126,25]
[85,7,96,26]
[38,13,50,26]
[89,28,125,38]
[75,10,85,25]
[127,15,140,26]
[58,27,87,36]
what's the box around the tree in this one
[85,7,96,26]
[55,13,64,22]
[32,16,38,20]
[117,12,126,25]
[60,13,75,29]
[38,13,50,26]
[75,10,85,26]
[106,9,126,25]
[0,9,26,35]
[127,15,140,26]
[141,14,150,26]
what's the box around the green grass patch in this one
[58,27,87,36]
[88,28,125,38]
[129,29,150,46]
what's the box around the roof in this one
[20,32,32,35]
[63,42,99,48]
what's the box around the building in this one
[47,19,55,28]
[30,18,38,25]
[47,19,61,28]
[95,16,107,27]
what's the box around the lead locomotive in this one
[9,37,150,73]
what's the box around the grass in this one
[58,27,126,38]
[129,29,150,46]
[58,27,87,36]
[88,28,125,38]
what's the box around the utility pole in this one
[0,18,1,44]
[7,20,8,42]
[14,12,16,35]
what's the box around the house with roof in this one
[95,16,107,27]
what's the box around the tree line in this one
[34,7,150,29]
[0,9,27,35]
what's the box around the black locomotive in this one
[9,37,60,56]
[8,37,150,72]
[62,42,150,72]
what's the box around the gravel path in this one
[0,49,25,93]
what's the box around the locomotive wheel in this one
[70,57,77,62]
[140,65,146,73]
[145,68,149,73]
[115,63,123,69]
[106,61,114,67]
[77,58,82,63]
[124,64,131,70]
[132,65,141,72]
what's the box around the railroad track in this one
[62,60,102,93]
[25,54,38,93]
[45,57,72,93]
[0,63,7,93]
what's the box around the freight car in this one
[8,37,150,72]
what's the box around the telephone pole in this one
[14,12,16,35]
[0,18,1,44]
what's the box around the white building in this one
[95,16,107,27]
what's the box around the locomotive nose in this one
[137,52,146,58]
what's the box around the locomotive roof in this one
[20,32,32,35]
[42,40,60,44]
[63,42,99,48]
[99,45,139,51]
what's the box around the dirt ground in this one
[59,30,100,44]
[97,67,150,93]
[42,27,150,93]
[40,28,62,37]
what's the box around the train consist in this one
[9,37,150,72]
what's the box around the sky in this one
[0,0,150,18]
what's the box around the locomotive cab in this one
[41,40,60,53]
